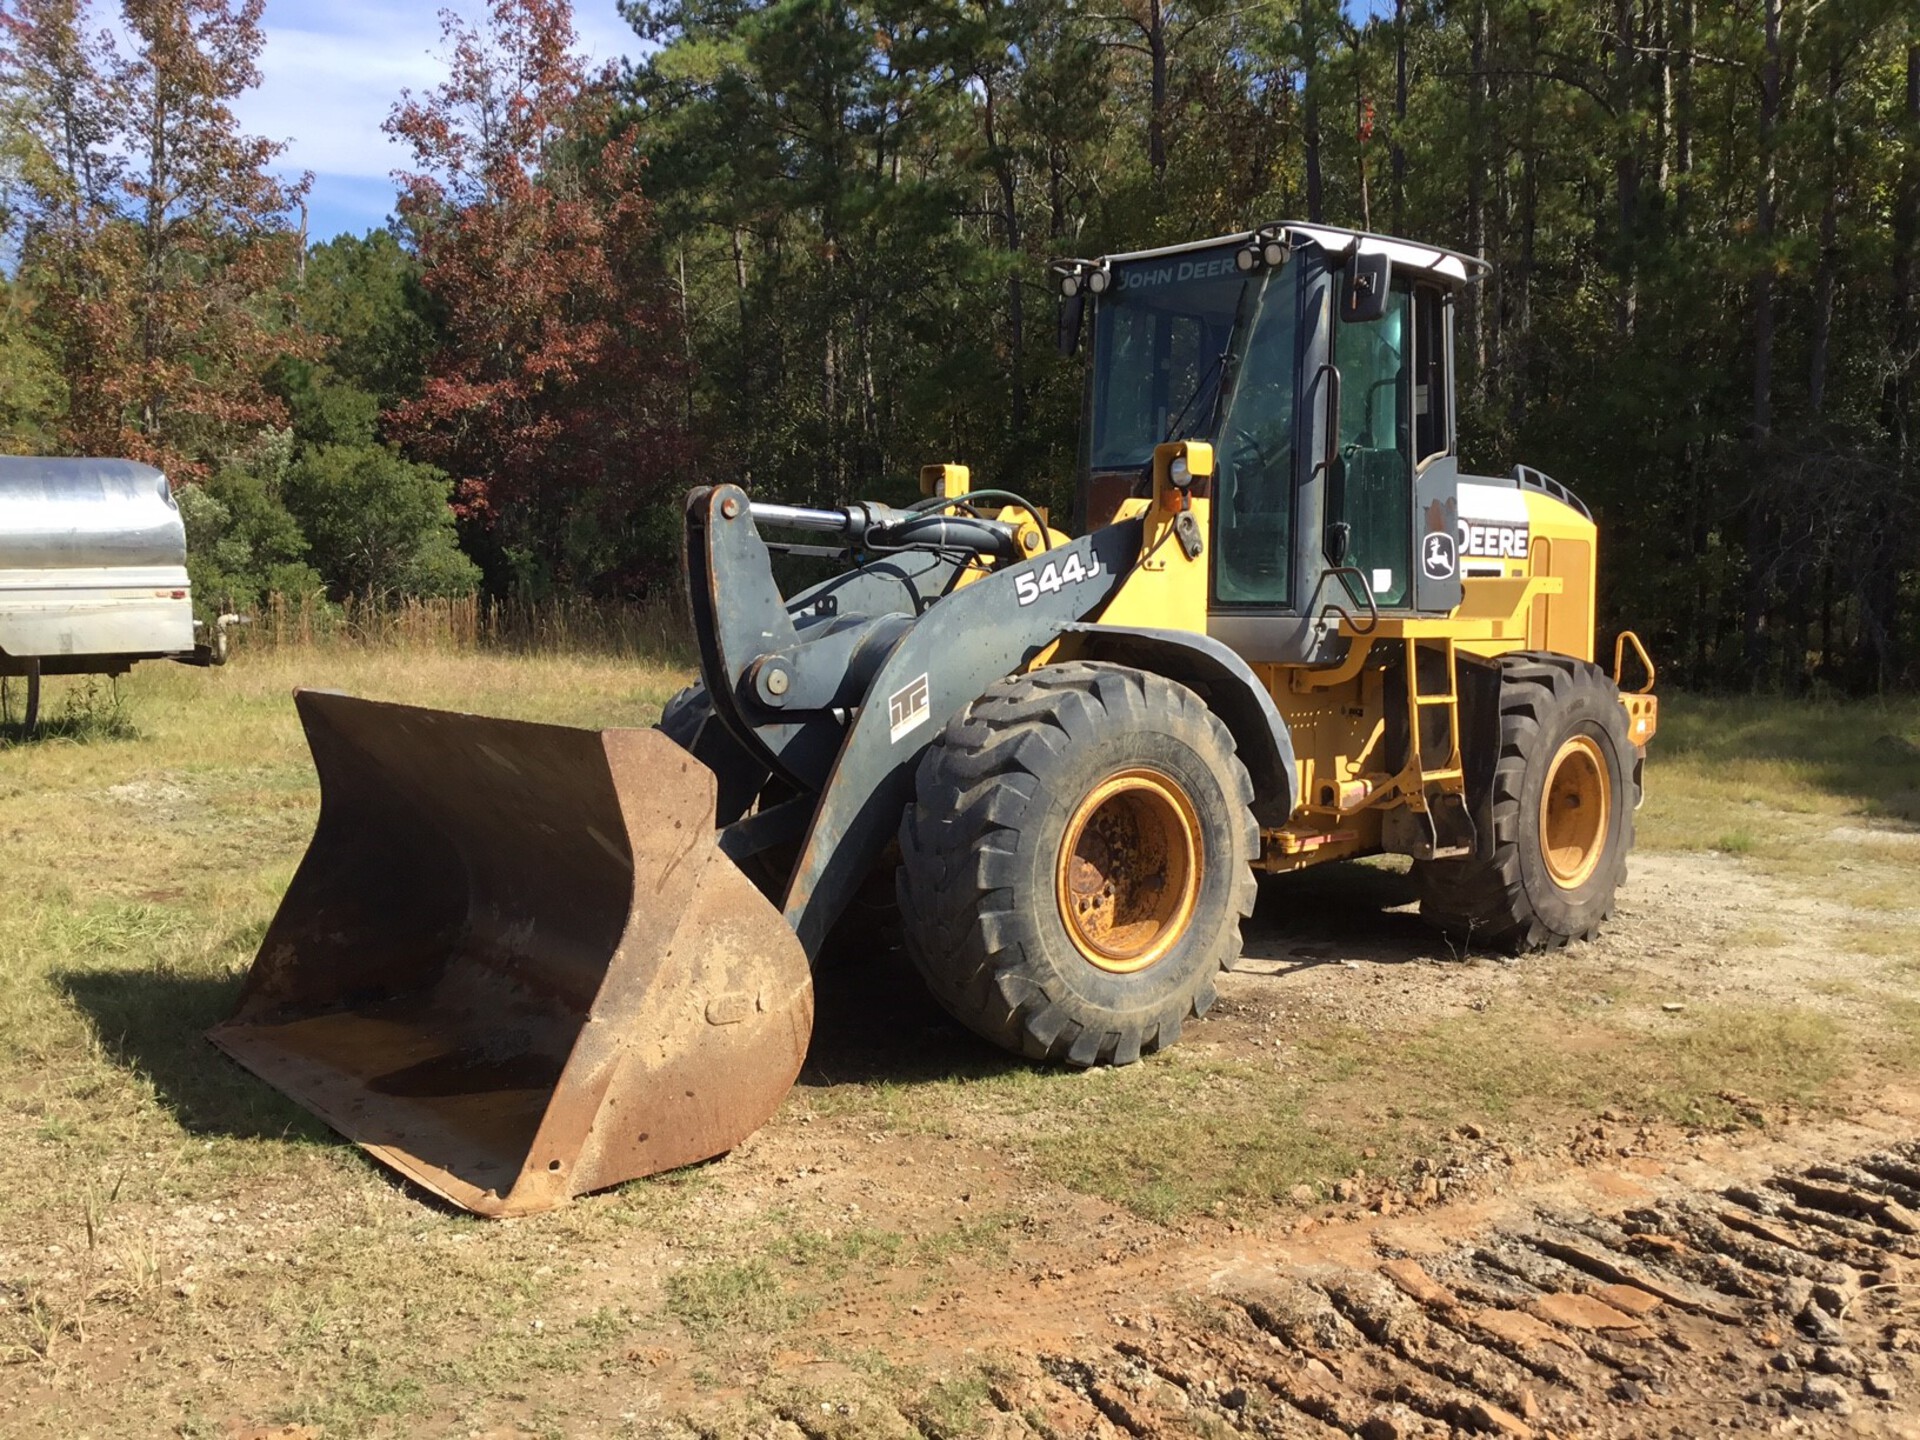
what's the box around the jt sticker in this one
[1421,531,1457,579]
[888,672,931,743]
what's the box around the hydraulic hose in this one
[749,500,1018,559]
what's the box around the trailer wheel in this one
[1414,654,1633,951]
[898,662,1257,1066]
[4,660,40,737]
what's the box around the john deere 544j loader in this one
[211,224,1659,1216]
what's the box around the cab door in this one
[1328,281,1414,608]
[1326,276,1460,616]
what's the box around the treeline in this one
[0,0,685,606]
[2,0,1918,692]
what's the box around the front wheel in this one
[897,662,1258,1067]
[1414,654,1634,950]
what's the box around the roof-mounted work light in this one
[1235,226,1293,274]
[1049,257,1109,298]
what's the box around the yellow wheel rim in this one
[1540,734,1610,890]
[1054,768,1203,974]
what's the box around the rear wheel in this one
[1414,654,1633,950]
[897,662,1257,1066]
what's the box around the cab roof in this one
[1098,223,1487,286]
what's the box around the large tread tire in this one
[657,682,710,749]
[897,661,1258,1067]
[1414,653,1634,952]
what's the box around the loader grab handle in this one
[1612,630,1656,695]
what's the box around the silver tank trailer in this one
[0,457,226,726]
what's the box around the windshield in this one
[1086,246,1249,469]
[1085,242,1302,607]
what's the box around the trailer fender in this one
[1055,623,1298,827]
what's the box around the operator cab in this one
[1058,223,1484,663]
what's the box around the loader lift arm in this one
[684,483,1148,957]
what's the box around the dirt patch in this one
[6,672,1920,1440]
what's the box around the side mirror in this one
[1340,250,1393,325]
[1057,290,1086,357]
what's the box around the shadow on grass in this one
[1240,858,1438,970]
[802,922,1026,1091]
[0,711,140,747]
[50,862,1439,1158]
[802,858,1442,1091]
[55,966,331,1144]
[0,676,139,747]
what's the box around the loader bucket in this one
[208,691,812,1217]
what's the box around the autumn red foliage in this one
[384,0,687,592]
[2,0,309,478]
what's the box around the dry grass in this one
[241,589,693,661]
[2,664,1918,1435]
[0,645,698,1436]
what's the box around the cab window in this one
[1334,282,1412,607]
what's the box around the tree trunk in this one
[1612,0,1639,335]
[1147,0,1168,186]
[1392,0,1407,233]
[1464,0,1489,397]
[981,78,1027,438]
[1303,0,1324,223]
[1655,0,1672,195]
[1353,32,1370,231]
[1808,50,1842,418]
[1742,0,1782,681]
[1890,42,1920,464]
[1868,41,1919,688]
[1675,0,1694,222]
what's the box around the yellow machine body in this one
[1054,447,1657,874]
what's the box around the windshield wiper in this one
[1162,348,1230,443]
[1161,278,1258,443]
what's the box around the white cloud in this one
[226,1,644,233]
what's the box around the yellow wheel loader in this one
[210,224,1659,1216]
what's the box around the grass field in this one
[1,649,1917,1436]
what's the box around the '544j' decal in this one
[1014,551,1103,607]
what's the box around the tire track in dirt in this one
[986,1137,1920,1439]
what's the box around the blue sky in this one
[228,1,644,243]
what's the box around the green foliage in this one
[0,279,62,452]
[283,443,479,599]
[296,230,436,412]
[178,430,324,613]
[10,0,1920,681]
[270,358,382,449]
[627,0,1920,691]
